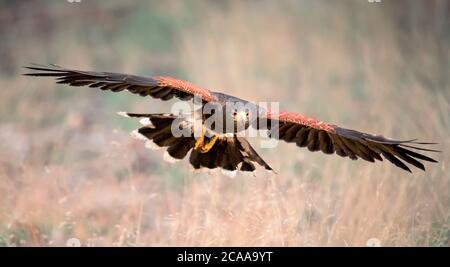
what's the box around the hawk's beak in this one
[235,111,247,123]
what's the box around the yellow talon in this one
[194,128,205,150]
[201,135,218,153]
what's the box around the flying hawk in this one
[24,65,438,175]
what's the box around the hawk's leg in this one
[194,127,218,153]
[200,135,218,153]
[194,127,205,150]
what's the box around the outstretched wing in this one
[263,111,438,172]
[23,64,217,102]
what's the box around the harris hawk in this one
[24,64,438,175]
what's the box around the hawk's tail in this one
[118,112,274,175]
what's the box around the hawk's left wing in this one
[262,111,438,172]
[24,64,217,102]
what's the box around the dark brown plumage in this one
[24,64,439,174]
[125,113,273,173]
[264,112,438,172]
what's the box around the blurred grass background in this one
[0,0,449,246]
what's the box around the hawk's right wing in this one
[262,111,439,172]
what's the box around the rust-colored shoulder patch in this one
[153,76,217,102]
[266,111,336,132]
